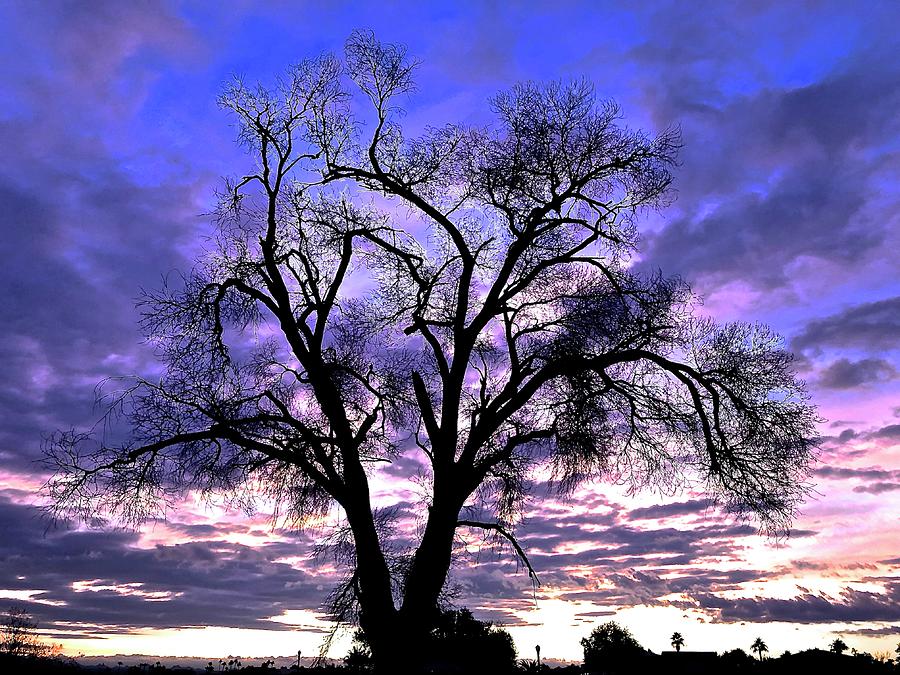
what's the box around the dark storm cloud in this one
[519,519,759,569]
[817,358,898,389]
[852,482,900,495]
[813,465,900,496]
[0,0,212,473]
[643,162,881,289]
[792,297,900,354]
[628,499,713,520]
[814,466,899,481]
[869,424,900,441]
[697,581,900,623]
[0,497,335,633]
[0,166,205,472]
[844,626,900,637]
[558,567,768,609]
[634,28,900,291]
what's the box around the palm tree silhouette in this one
[751,637,768,661]
[670,632,685,653]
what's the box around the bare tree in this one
[45,32,817,672]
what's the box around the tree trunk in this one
[369,618,432,675]
[343,495,400,671]
[401,500,459,619]
[353,495,461,673]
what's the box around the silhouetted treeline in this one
[3,608,898,675]
[3,645,900,675]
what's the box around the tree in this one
[354,607,515,673]
[430,607,517,672]
[45,32,818,673]
[670,631,684,652]
[829,637,848,655]
[0,607,53,658]
[751,637,768,661]
[581,621,646,673]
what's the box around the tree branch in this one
[457,519,540,587]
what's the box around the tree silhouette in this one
[44,31,818,673]
[581,621,646,673]
[0,607,53,658]
[720,647,753,669]
[829,637,848,655]
[751,637,768,660]
[670,631,684,652]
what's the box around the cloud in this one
[558,567,768,610]
[697,582,900,623]
[869,424,900,441]
[813,465,900,496]
[628,499,714,520]
[0,0,212,475]
[634,31,900,293]
[792,297,900,353]
[843,626,900,636]
[2,0,201,113]
[817,358,897,389]
[813,466,899,481]
[642,162,882,289]
[0,158,206,472]
[852,482,900,495]
[0,497,336,634]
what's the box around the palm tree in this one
[751,637,768,661]
[830,638,848,655]
[670,632,685,653]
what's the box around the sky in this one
[0,0,899,664]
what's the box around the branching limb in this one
[456,519,540,588]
